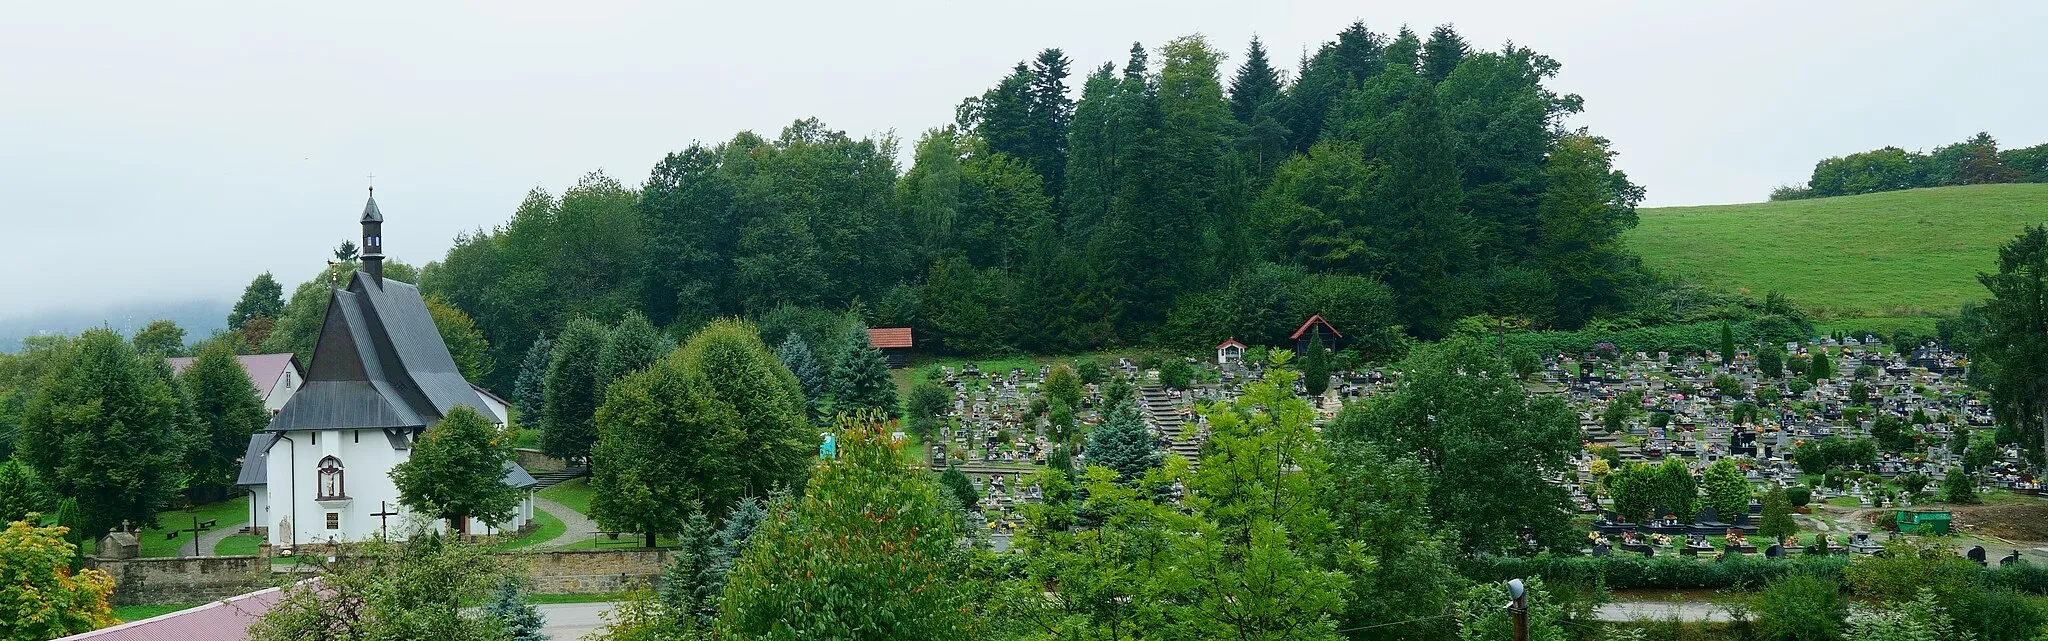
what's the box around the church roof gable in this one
[268,272,489,433]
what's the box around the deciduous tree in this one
[716,413,972,640]
[18,329,182,541]
[390,406,521,534]
[0,520,115,640]
[178,342,268,500]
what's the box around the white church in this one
[236,191,536,550]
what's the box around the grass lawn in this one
[492,509,566,552]
[1629,184,2048,318]
[511,428,542,450]
[214,534,262,556]
[537,477,594,516]
[139,496,249,557]
[111,603,199,622]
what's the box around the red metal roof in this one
[1216,338,1247,350]
[58,585,289,641]
[867,327,914,349]
[164,353,302,400]
[1289,315,1343,341]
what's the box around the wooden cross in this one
[371,501,400,540]
[171,516,214,557]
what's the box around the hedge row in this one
[1457,553,1849,591]
[1459,553,2048,594]
[1500,316,1809,358]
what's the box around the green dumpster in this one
[1896,510,1952,535]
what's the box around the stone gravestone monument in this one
[96,530,139,559]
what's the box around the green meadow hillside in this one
[1629,183,2048,328]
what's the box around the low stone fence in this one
[89,555,273,606]
[511,547,673,594]
[516,448,570,474]
[94,548,673,605]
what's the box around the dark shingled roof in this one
[235,433,280,486]
[361,194,383,222]
[269,272,492,432]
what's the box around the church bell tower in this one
[361,187,384,283]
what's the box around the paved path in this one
[194,522,246,556]
[533,497,597,548]
[537,602,615,640]
[1595,601,1729,623]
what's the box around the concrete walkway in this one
[537,601,616,639]
[1595,601,1730,623]
[193,522,247,556]
[533,497,598,548]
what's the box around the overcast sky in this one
[4,1,2044,320]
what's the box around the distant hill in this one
[1628,183,2048,325]
[0,299,229,353]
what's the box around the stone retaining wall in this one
[89,555,273,606]
[515,448,569,474]
[514,547,673,594]
[94,548,673,605]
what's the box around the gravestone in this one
[96,531,140,559]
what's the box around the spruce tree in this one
[829,327,897,416]
[1228,36,1282,126]
[510,337,552,424]
[1085,399,1158,482]
[485,577,547,641]
[1720,321,1736,365]
[0,457,52,523]
[1419,24,1469,82]
[18,329,181,542]
[775,333,826,420]
[541,318,609,461]
[1027,48,1074,203]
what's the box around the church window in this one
[326,512,339,530]
[317,456,346,500]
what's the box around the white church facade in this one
[237,191,536,549]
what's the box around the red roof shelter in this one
[866,327,914,368]
[1290,315,1343,352]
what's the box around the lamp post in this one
[1506,578,1528,641]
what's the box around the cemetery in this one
[913,330,2048,563]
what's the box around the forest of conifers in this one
[401,22,1669,392]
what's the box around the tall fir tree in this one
[541,318,610,461]
[1420,24,1469,82]
[1377,85,1478,338]
[776,333,827,421]
[1228,36,1282,126]
[1027,48,1074,205]
[510,336,552,425]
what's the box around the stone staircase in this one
[1140,386,1204,467]
[530,466,588,491]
